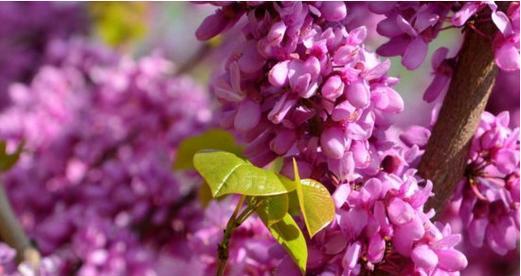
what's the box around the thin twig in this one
[0,183,40,267]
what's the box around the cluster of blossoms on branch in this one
[305,170,467,275]
[0,39,211,275]
[373,1,520,103]
[0,242,62,276]
[447,111,519,255]
[193,1,520,275]
[0,2,88,109]
[198,2,404,185]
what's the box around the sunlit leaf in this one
[193,151,296,197]
[255,194,288,225]
[292,159,335,238]
[261,213,307,274]
[174,129,243,170]
[268,157,284,172]
[287,191,301,216]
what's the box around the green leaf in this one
[255,194,288,225]
[261,213,307,274]
[174,129,243,170]
[292,159,335,238]
[267,157,284,172]
[287,191,301,216]
[0,141,23,172]
[193,151,296,197]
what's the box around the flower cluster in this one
[448,111,519,255]
[379,1,521,71]
[0,242,63,276]
[293,170,468,275]
[198,2,404,185]
[0,2,88,109]
[372,2,452,70]
[373,2,520,103]
[194,2,479,275]
[453,2,520,71]
[0,39,211,274]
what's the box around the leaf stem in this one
[236,205,256,225]
[216,195,249,276]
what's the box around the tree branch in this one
[175,43,211,75]
[419,3,510,215]
[0,184,40,266]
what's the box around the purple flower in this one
[302,169,467,275]
[453,2,520,71]
[448,111,520,255]
[423,47,454,103]
[0,39,212,274]
[492,3,520,71]
[198,2,404,184]
[0,2,88,109]
[373,3,451,70]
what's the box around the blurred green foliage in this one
[89,2,149,47]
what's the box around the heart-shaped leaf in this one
[193,151,296,197]
[292,159,335,237]
[256,194,288,225]
[174,129,243,170]
[260,213,307,274]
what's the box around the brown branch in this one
[175,43,211,75]
[0,184,40,266]
[419,2,510,215]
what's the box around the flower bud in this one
[234,100,261,131]
[321,127,346,159]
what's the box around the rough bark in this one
[419,3,510,214]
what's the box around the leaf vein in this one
[216,162,245,195]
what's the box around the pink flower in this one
[493,3,520,71]
[198,2,404,184]
[304,169,466,275]
[448,111,520,255]
[423,47,453,103]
